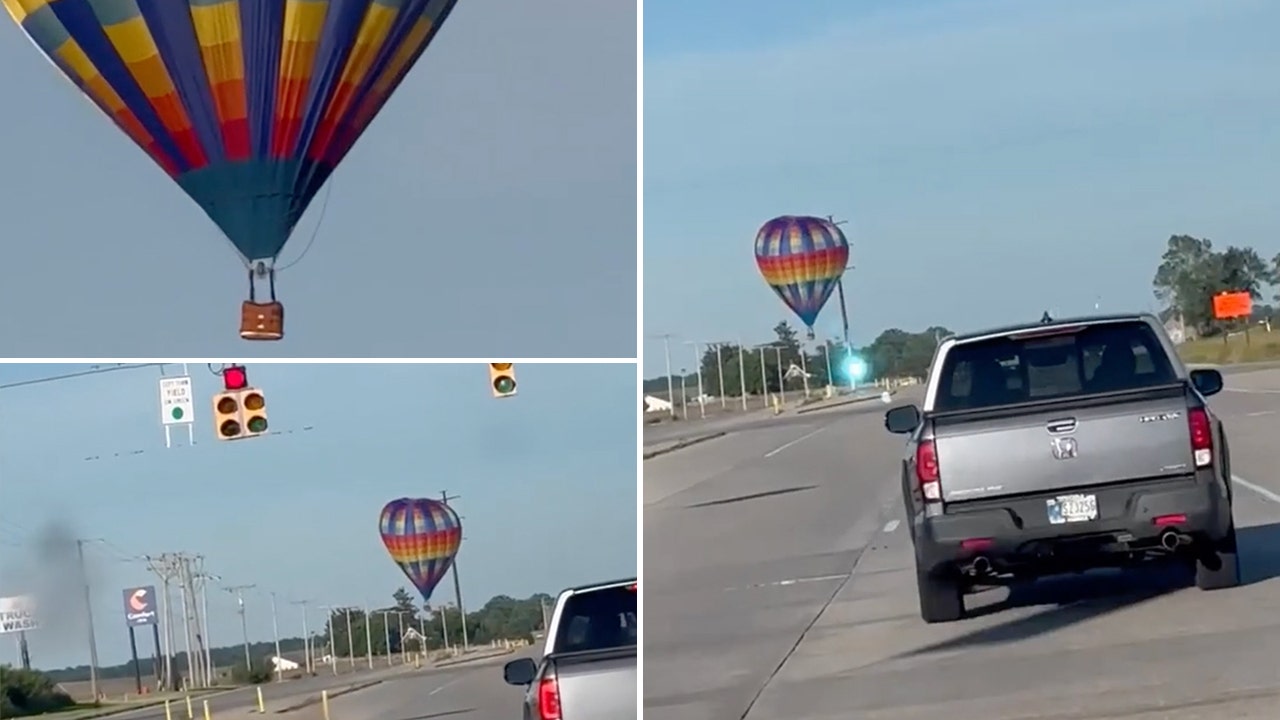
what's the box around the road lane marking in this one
[763,427,825,458]
[1225,388,1280,394]
[1245,411,1276,417]
[882,519,900,533]
[724,573,849,592]
[1234,474,1280,504]
[429,676,464,695]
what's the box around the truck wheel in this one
[1195,525,1240,590]
[916,568,964,623]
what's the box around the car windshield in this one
[552,584,638,654]
[934,321,1178,412]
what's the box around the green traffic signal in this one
[246,416,268,434]
[493,376,516,395]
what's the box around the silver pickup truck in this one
[885,313,1239,623]
[503,578,636,720]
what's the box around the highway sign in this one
[159,376,194,426]
[122,586,158,626]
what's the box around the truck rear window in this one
[552,585,638,654]
[934,321,1178,412]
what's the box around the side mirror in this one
[1189,368,1224,397]
[885,404,922,434]
[503,658,538,686]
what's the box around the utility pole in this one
[682,341,705,418]
[736,338,748,410]
[268,592,283,682]
[714,343,726,409]
[194,563,219,687]
[440,491,469,650]
[76,539,101,702]
[364,604,374,670]
[826,215,854,350]
[344,608,356,668]
[291,600,312,674]
[145,555,177,690]
[175,555,199,688]
[223,585,256,671]
[653,334,677,418]
[318,606,339,675]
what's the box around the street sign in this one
[0,595,39,634]
[159,376,194,426]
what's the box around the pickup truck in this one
[502,578,637,720]
[885,313,1239,623]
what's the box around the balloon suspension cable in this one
[247,264,278,303]
[276,180,333,272]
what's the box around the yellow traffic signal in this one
[241,389,269,437]
[212,389,269,440]
[212,391,243,440]
[489,363,517,398]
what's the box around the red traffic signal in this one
[223,365,248,391]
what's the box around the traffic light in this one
[212,390,243,440]
[489,363,517,398]
[211,365,269,440]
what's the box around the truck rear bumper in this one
[914,472,1232,575]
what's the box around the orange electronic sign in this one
[1212,291,1252,320]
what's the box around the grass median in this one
[1178,327,1280,365]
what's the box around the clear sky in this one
[0,362,637,670]
[0,0,636,358]
[642,0,1280,374]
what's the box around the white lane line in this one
[1233,474,1280,504]
[1245,410,1276,417]
[429,676,464,696]
[763,427,826,458]
[1225,388,1280,394]
[882,519,901,533]
[724,573,849,592]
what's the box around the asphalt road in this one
[287,649,534,720]
[644,368,1280,720]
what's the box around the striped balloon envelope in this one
[2,0,459,336]
[753,215,850,339]
[379,497,462,602]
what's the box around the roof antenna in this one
[1040,311,1053,324]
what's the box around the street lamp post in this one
[682,341,705,418]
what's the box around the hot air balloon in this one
[753,215,850,340]
[2,0,459,340]
[379,497,462,602]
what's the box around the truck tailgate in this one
[933,386,1195,504]
[554,648,636,720]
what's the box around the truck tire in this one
[916,567,964,623]
[1195,525,1240,590]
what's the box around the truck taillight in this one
[916,439,941,500]
[1188,408,1213,468]
[538,674,562,720]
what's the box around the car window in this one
[552,584,638,654]
[935,321,1177,412]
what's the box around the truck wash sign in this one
[0,595,39,634]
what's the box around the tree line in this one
[31,588,552,683]
[643,321,949,397]
[1151,234,1279,336]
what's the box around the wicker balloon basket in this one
[240,301,284,341]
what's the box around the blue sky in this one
[0,0,636,358]
[0,362,636,670]
[642,0,1280,374]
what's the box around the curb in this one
[274,680,384,713]
[432,649,517,668]
[643,431,728,460]
[794,392,891,415]
[63,689,242,719]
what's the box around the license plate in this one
[1046,493,1097,524]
